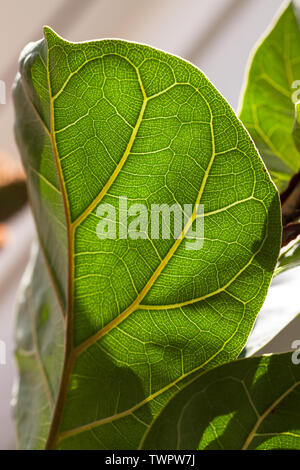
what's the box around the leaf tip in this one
[43,26,65,47]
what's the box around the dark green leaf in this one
[142,353,300,450]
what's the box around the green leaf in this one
[239,1,300,192]
[142,353,300,450]
[14,244,64,450]
[13,27,281,449]
[240,2,300,355]
[239,0,300,279]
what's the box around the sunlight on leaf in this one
[13,28,281,449]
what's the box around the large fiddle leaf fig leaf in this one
[239,1,300,192]
[142,353,300,450]
[13,27,281,449]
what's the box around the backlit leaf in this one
[13,28,281,449]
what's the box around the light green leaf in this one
[239,1,300,192]
[14,244,64,450]
[239,0,300,279]
[142,353,300,450]
[13,28,281,449]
